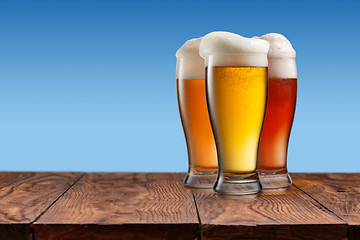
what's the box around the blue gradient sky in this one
[0,0,359,171]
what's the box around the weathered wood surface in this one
[33,172,200,240]
[193,184,348,239]
[0,172,83,240]
[1,172,359,240]
[292,173,360,240]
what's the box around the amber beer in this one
[176,38,217,188]
[177,77,218,184]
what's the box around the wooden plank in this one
[0,172,83,240]
[193,185,348,240]
[33,172,200,240]
[292,173,360,240]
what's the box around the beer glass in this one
[176,38,217,188]
[258,34,297,189]
[205,54,268,194]
[201,32,269,195]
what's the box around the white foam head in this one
[176,38,204,79]
[199,31,269,67]
[254,33,297,78]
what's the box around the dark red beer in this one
[258,77,297,172]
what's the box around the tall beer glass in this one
[200,32,269,195]
[176,38,217,188]
[257,33,297,189]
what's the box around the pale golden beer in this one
[206,66,267,174]
[200,32,269,194]
[176,38,217,188]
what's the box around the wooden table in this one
[0,172,358,240]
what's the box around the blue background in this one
[0,0,359,172]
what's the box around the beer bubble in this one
[176,38,205,80]
[199,31,269,67]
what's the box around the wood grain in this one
[193,185,348,240]
[1,172,358,240]
[33,172,200,240]
[292,173,360,240]
[0,172,82,240]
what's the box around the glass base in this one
[258,168,292,189]
[213,172,262,195]
[184,169,217,189]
